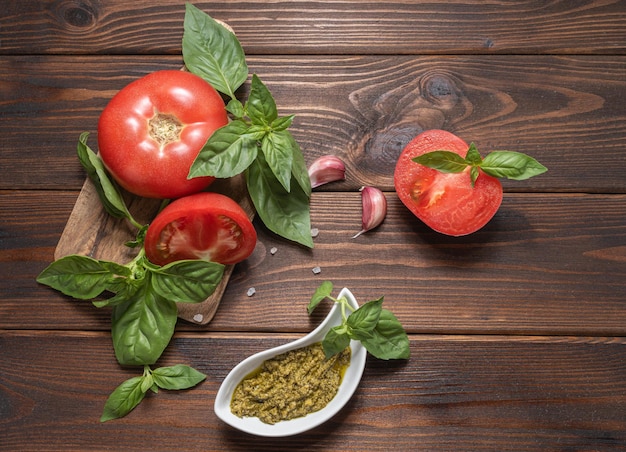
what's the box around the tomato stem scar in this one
[149,112,183,147]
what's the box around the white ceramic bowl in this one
[213,288,367,437]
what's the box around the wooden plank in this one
[1,330,624,450]
[3,190,626,335]
[1,55,625,192]
[1,1,625,55]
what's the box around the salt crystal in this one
[247,287,256,297]
[193,314,204,323]
[311,228,319,238]
[270,247,278,255]
[312,266,321,274]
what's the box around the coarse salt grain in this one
[312,266,321,274]
[311,228,319,238]
[193,314,204,323]
[247,287,256,297]
[270,247,278,255]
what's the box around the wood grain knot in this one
[418,71,461,107]
[54,0,98,30]
[348,70,465,180]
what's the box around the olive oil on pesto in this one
[230,342,351,424]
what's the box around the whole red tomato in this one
[144,192,257,266]
[394,129,503,236]
[98,70,228,199]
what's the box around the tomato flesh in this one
[394,129,503,236]
[98,70,228,199]
[144,192,257,266]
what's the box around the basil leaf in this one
[307,281,333,314]
[465,143,483,165]
[347,296,383,335]
[188,120,259,179]
[271,115,295,132]
[481,151,548,180]
[261,130,294,193]
[149,260,225,303]
[152,364,207,390]
[76,132,133,221]
[92,279,141,308]
[412,150,469,173]
[247,74,278,125]
[470,166,480,187]
[289,134,312,196]
[182,3,248,99]
[246,153,313,248]
[111,279,177,366]
[140,373,154,394]
[226,98,245,118]
[322,325,351,358]
[36,255,129,300]
[100,376,147,422]
[360,309,410,360]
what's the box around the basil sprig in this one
[183,4,313,248]
[100,364,206,422]
[38,249,224,367]
[308,282,410,360]
[37,132,224,421]
[413,143,547,186]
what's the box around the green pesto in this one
[230,342,351,424]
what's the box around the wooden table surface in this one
[2,1,626,450]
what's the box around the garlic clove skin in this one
[308,155,346,188]
[353,186,387,238]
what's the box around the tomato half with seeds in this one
[394,129,503,236]
[144,192,257,266]
[98,70,228,199]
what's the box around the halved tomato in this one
[394,129,503,236]
[144,192,256,266]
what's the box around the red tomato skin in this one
[98,70,228,199]
[144,192,257,266]
[394,129,503,236]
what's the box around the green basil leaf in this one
[36,255,129,300]
[480,151,548,180]
[226,98,245,118]
[111,279,177,366]
[261,130,294,192]
[246,153,313,248]
[360,309,410,360]
[271,115,295,132]
[182,3,248,99]
[76,132,133,221]
[465,143,483,165]
[100,375,147,422]
[92,279,141,308]
[347,296,383,335]
[150,260,225,303]
[152,364,207,390]
[470,166,480,187]
[322,326,351,359]
[289,134,312,196]
[188,120,259,179]
[307,281,333,314]
[140,373,154,394]
[412,150,469,173]
[247,74,278,125]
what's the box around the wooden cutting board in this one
[55,174,255,325]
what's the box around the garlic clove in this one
[308,155,346,188]
[353,186,387,239]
